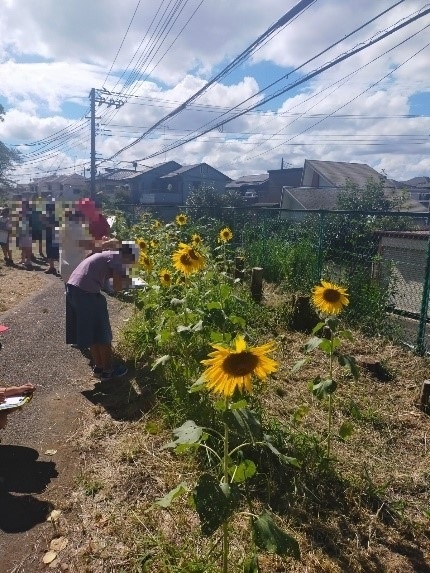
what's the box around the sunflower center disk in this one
[180,254,192,266]
[323,289,341,303]
[223,352,259,377]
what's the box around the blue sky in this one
[0,0,429,183]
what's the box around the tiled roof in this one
[226,174,269,188]
[305,160,382,188]
[160,164,202,178]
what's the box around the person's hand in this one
[0,389,6,404]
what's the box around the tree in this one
[185,185,247,223]
[0,105,21,191]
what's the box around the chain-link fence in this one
[221,207,430,354]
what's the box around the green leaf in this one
[265,442,301,468]
[311,378,337,399]
[229,459,256,483]
[291,358,308,373]
[206,301,223,310]
[162,420,204,449]
[177,325,191,333]
[189,375,206,393]
[337,354,359,380]
[304,336,322,352]
[155,483,187,508]
[253,511,300,558]
[170,297,185,306]
[230,399,248,410]
[224,408,263,442]
[154,329,172,343]
[193,474,240,536]
[243,554,260,573]
[338,329,354,341]
[219,284,231,301]
[210,330,225,343]
[338,421,354,440]
[150,354,171,371]
[318,337,341,354]
[228,314,246,328]
[292,404,310,425]
[312,321,325,334]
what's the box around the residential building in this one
[28,174,88,200]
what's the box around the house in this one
[225,174,269,203]
[225,168,303,205]
[97,161,181,203]
[28,174,88,201]
[158,163,231,204]
[281,160,428,219]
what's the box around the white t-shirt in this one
[59,220,92,283]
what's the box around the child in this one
[0,206,13,266]
[0,383,35,429]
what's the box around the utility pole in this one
[89,88,125,199]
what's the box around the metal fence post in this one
[416,233,430,355]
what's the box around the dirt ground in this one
[0,255,49,313]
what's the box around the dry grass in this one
[53,301,430,572]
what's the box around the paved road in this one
[0,277,129,572]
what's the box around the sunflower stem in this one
[222,396,230,573]
[327,327,334,460]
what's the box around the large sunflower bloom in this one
[219,227,233,243]
[175,213,188,226]
[201,335,278,397]
[172,243,205,274]
[312,280,349,315]
[159,268,173,287]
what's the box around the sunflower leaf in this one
[206,301,223,311]
[337,354,359,380]
[253,511,300,558]
[338,329,354,341]
[265,442,301,468]
[311,377,337,399]
[291,358,308,373]
[189,376,206,393]
[304,336,323,352]
[224,408,263,442]
[228,315,246,328]
[243,554,260,573]
[162,420,204,449]
[312,321,325,334]
[150,354,171,370]
[338,421,354,440]
[154,482,188,508]
[193,474,240,536]
[229,459,257,482]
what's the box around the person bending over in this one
[65,242,139,382]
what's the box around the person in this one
[65,242,139,382]
[15,199,33,269]
[76,198,111,241]
[59,205,119,284]
[0,384,35,430]
[0,206,13,267]
[43,201,59,275]
[30,201,45,260]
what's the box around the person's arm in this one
[3,383,35,397]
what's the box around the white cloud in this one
[0,0,429,183]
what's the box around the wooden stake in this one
[250,267,263,302]
[419,380,430,414]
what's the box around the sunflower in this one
[159,268,172,287]
[201,335,278,397]
[219,227,233,243]
[136,238,148,252]
[139,254,153,273]
[191,233,203,246]
[172,244,205,275]
[152,220,161,229]
[175,213,188,226]
[312,280,349,315]
[150,239,159,249]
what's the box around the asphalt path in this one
[0,277,130,572]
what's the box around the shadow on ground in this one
[81,372,154,421]
[0,445,57,533]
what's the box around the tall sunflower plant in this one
[293,280,359,460]
[157,335,301,572]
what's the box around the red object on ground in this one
[0,325,9,333]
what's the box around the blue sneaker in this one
[100,364,128,382]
